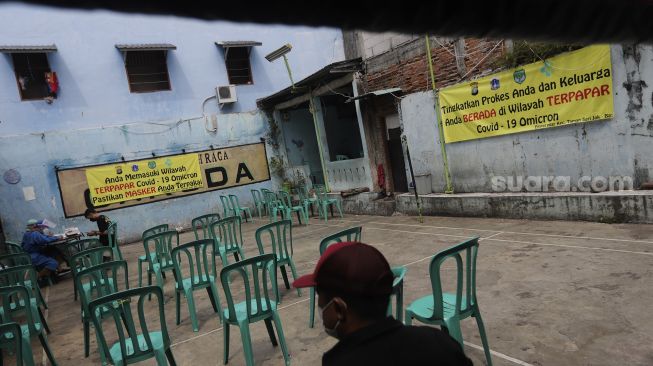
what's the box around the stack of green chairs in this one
[89,286,177,366]
[0,253,49,312]
[3,241,24,255]
[75,260,129,359]
[171,239,224,332]
[0,285,57,365]
[209,216,245,266]
[143,231,179,295]
[220,195,236,218]
[191,214,221,241]
[405,237,493,366]
[139,224,170,289]
[229,194,253,223]
[0,322,24,365]
[250,189,267,218]
[255,220,301,303]
[278,191,309,226]
[262,190,285,222]
[296,185,318,217]
[0,265,51,334]
[107,222,123,261]
[307,226,362,327]
[56,238,102,264]
[315,185,343,223]
[220,254,290,366]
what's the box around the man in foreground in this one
[293,241,473,366]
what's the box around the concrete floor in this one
[28,214,653,365]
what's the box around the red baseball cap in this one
[293,242,393,296]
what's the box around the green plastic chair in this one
[71,247,115,304]
[220,254,290,366]
[209,216,245,266]
[75,260,129,359]
[143,231,179,295]
[0,265,51,334]
[88,286,177,366]
[278,191,308,226]
[0,285,57,365]
[220,195,236,218]
[250,189,267,218]
[388,266,407,323]
[107,222,123,261]
[3,242,24,255]
[171,239,224,332]
[138,224,170,289]
[0,322,25,366]
[315,185,343,223]
[308,226,362,328]
[262,190,285,222]
[405,237,492,366]
[229,194,253,223]
[56,238,102,262]
[296,186,318,217]
[255,220,301,303]
[0,253,49,311]
[191,214,221,241]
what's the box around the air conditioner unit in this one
[216,85,237,104]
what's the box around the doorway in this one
[385,114,408,192]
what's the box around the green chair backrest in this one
[3,242,24,254]
[427,237,480,321]
[70,247,114,277]
[315,185,330,201]
[278,191,293,208]
[0,322,23,365]
[220,254,277,323]
[75,260,129,317]
[391,266,407,288]
[262,190,279,207]
[57,238,102,259]
[191,214,221,240]
[255,220,293,262]
[107,222,118,247]
[0,252,32,267]
[89,286,171,365]
[220,195,234,215]
[171,239,217,287]
[319,226,362,254]
[209,216,243,253]
[142,224,169,241]
[0,286,39,335]
[0,265,39,299]
[251,189,264,205]
[297,186,310,202]
[228,194,242,210]
[143,231,179,269]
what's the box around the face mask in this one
[318,298,341,338]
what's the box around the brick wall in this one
[363,38,506,94]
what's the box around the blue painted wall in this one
[0,4,345,241]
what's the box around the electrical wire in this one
[456,41,503,82]
[320,81,352,98]
[115,118,200,135]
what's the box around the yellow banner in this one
[439,45,614,143]
[58,143,270,217]
[85,153,202,205]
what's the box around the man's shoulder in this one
[384,324,472,364]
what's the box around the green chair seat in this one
[176,275,215,290]
[222,299,278,321]
[406,293,469,320]
[108,332,165,364]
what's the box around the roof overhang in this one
[345,87,402,103]
[0,45,57,53]
[115,43,177,51]
[257,57,362,110]
[215,41,261,58]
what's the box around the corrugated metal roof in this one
[115,43,177,51]
[215,41,262,48]
[257,57,362,109]
[0,45,57,53]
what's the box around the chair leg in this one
[443,317,464,346]
[396,287,403,323]
[288,260,302,296]
[238,321,255,366]
[264,318,278,346]
[175,290,181,325]
[165,348,177,366]
[153,350,168,366]
[20,336,35,366]
[336,202,344,218]
[405,310,413,325]
[272,311,291,366]
[73,280,78,302]
[280,265,290,289]
[83,319,90,357]
[38,333,58,366]
[208,284,224,324]
[36,285,48,309]
[223,323,230,365]
[309,287,315,328]
[185,289,199,332]
[37,307,51,334]
[474,309,493,366]
[138,258,144,288]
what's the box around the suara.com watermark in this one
[491,175,634,192]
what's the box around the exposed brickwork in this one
[363,38,506,94]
